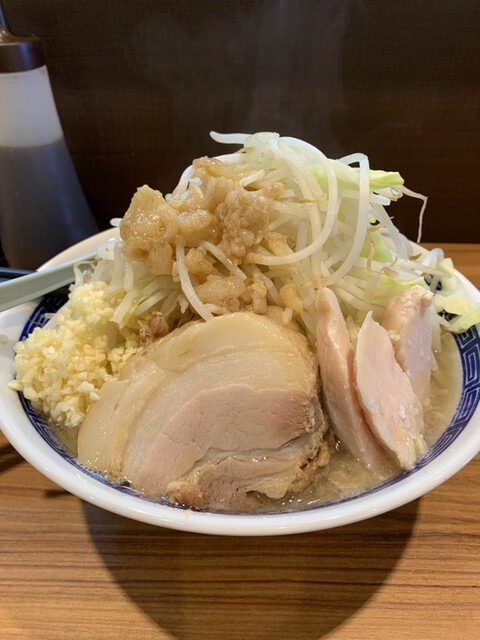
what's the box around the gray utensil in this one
[0,253,96,313]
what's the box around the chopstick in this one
[0,253,96,313]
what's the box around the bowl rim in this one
[1,231,479,536]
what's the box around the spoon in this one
[0,253,96,313]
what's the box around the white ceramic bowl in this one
[1,231,479,536]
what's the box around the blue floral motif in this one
[17,296,480,513]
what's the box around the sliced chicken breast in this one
[355,312,426,469]
[316,288,385,469]
[78,312,328,511]
[383,285,434,400]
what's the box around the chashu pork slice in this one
[354,312,427,469]
[167,430,329,512]
[316,288,386,469]
[382,285,433,401]
[78,312,328,511]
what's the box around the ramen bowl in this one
[0,231,479,536]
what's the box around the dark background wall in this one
[3,0,479,242]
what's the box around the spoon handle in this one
[0,253,95,313]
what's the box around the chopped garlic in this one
[10,281,140,431]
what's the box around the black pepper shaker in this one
[0,3,98,269]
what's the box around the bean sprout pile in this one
[74,131,477,344]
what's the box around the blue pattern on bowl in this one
[17,296,480,513]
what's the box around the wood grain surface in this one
[0,244,479,640]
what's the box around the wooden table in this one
[1,244,479,640]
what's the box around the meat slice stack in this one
[78,312,329,511]
[316,288,386,469]
[317,285,433,471]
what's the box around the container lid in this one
[0,2,44,73]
